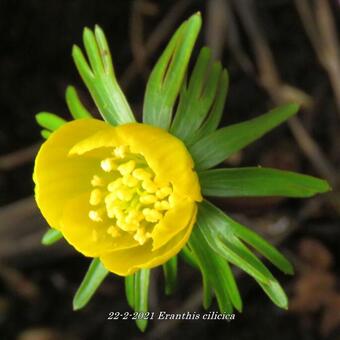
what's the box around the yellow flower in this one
[34,118,202,276]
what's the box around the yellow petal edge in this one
[34,119,202,276]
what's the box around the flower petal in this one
[33,119,108,230]
[60,193,139,257]
[151,197,196,251]
[99,205,197,276]
[69,123,202,202]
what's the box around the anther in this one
[89,209,103,222]
[117,219,139,232]
[122,174,139,188]
[101,158,117,172]
[107,178,123,192]
[142,179,158,193]
[154,200,170,211]
[142,208,162,223]
[91,175,105,187]
[132,168,152,181]
[118,160,136,176]
[125,211,144,224]
[140,194,157,205]
[156,186,172,199]
[133,227,151,245]
[114,145,128,158]
[107,225,120,238]
[116,187,134,201]
[89,188,102,206]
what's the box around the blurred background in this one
[0,0,340,339]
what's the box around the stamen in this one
[122,174,139,188]
[117,219,139,232]
[142,179,158,193]
[132,168,152,181]
[88,145,174,245]
[89,188,102,206]
[107,178,123,192]
[154,200,170,211]
[142,208,162,223]
[125,210,144,224]
[91,175,105,187]
[133,227,151,245]
[114,145,128,158]
[118,160,136,176]
[107,225,120,238]
[156,186,172,199]
[140,194,157,205]
[116,187,134,201]
[101,158,117,172]
[89,209,103,222]
[107,205,124,220]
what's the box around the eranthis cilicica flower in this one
[34,120,201,275]
[34,12,330,331]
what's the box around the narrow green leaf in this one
[215,235,270,284]
[199,200,293,275]
[223,235,288,309]
[65,86,92,119]
[125,275,135,309]
[36,112,66,131]
[199,200,293,274]
[72,26,135,125]
[257,277,288,309]
[199,167,330,198]
[41,229,63,245]
[134,269,150,332]
[188,69,229,145]
[189,226,235,313]
[170,47,222,141]
[189,103,299,170]
[197,200,289,309]
[73,258,109,310]
[94,25,114,75]
[180,245,199,268]
[229,221,294,275]
[143,13,202,129]
[222,260,243,312]
[41,129,51,139]
[162,256,177,295]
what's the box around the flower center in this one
[88,145,173,245]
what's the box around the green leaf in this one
[143,13,201,129]
[197,200,289,309]
[72,25,135,125]
[134,269,150,332]
[162,256,177,295]
[199,167,331,198]
[189,103,299,170]
[125,275,135,309]
[189,226,238,313]
[41,129,51,139]
[180,245,199,268]
[65,86,93,119]
[73,258,109,310]
[36,112,66,131]
[228,219,294,275]
[170,47,222,141]
[199,200,293,275]
[41,229,63,245]
[256,277,288,309]
[188,69,229,145]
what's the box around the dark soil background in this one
[1,0,340,339]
